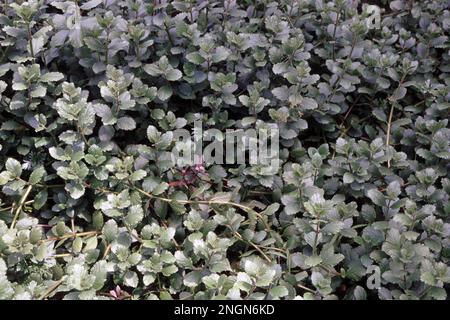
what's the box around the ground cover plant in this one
[0,0,449,300]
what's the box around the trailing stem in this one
[10,185,33,230]
[386,102,395,168]
[27,22,34,59]
[132,185,271,232]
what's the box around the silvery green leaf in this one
[41,72,64,83]
[51,30,69,47]
[0,80,6,95]
[238,95,250,106]
[343,172,355,184]
[125,205,144,228]
[161,227,176,244]
[83,236,98,252]
[119,92,136,110]
[273,62,287,74]
[270,286,289,298]
[66,181,85,199]
[146,125,160,143]
[184,271,201,287]
[186,52,205,65]
[103,220,118,242]
[30,37,45,56]
[98,125,115,141]
[300,97,318,110]
[80,0,103,10]
[33,190,47,210]
[261,203,280,216]
[386,180,401,199]
[28,166,46,184]
[376,77,390,89]
[367,189,386,207]
[124,271,139,288]
[143,64,160,76]
[162,265,178,276]
[271,86,289,101]
[390,86,407,101]
[153,182,169,195]
[116,117,136,131]
[208,165,227,181]
[5,158,22,178]
[281,194,301,215]
[157,85,173,101]
[94,104,116,125]
[30,85,46,98]
[0,172,11,185]
[174,251,194,268]
[12,82,27,91]
[165,69,182,81]
[305,255,322,267]
[156,132,173,150]
[372,108,387,122]
[212,46,230,63]
[426,287,447,300]
[352,286,367,300]
[390,0,405,10]
[129,170,147,181]
[0,0,448,301]
[202,274,220,289]
[209,256,232,273]
[320,245,344,266]
[0,63,11,77]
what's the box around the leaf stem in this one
[164,21,174,46]
[232,230,272,262]
[132,186,271,231]
[312,219,321,255]
[10,185,33,229]
[105,27,110,65]
[297,283,316,294]
[40,231,99,243]
[27,22,34,59]
[38,278,64,300]
[331,9,341,60]
[386,101,395,168]
[0,200,33,213]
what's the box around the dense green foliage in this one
[0,0,449,300]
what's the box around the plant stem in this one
[52,253,72,258]
[40,231,99,243]
[105,27,110,65]
[27,22,34,59]
[386,74,407,168]
[0,200,33,213]
[232,230,271,262]
[10,185,33,229]
[297,283,316,294]
[312,219,321,255]
[164,22,174,46]
[331,9,341,60]
[102,244,112,259]
[386,101,395,168]
[132,186,271,231]
[38,278,64,300]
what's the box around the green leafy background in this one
[0,0,449,300]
